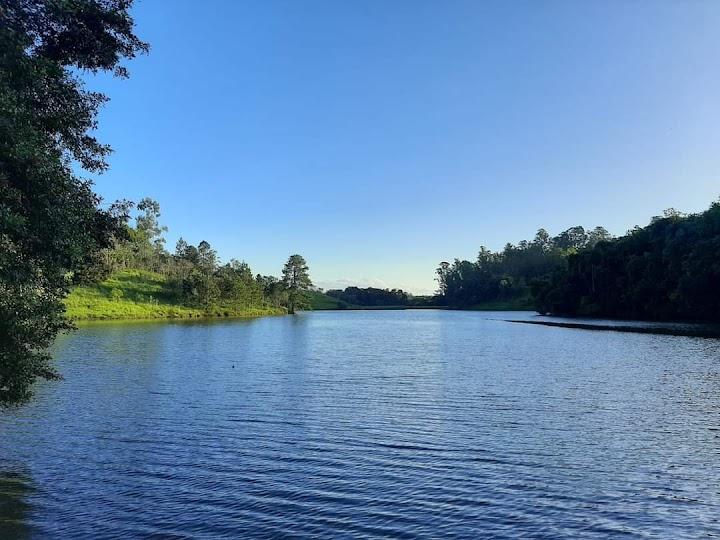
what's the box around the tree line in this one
[326,286,413,307]
[436,202,720,322]
[436,226,612,308]
[534,204,720,320]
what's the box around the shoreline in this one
[68,307,286,323]
[503,318,720,339]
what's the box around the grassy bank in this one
[65,270,285,321]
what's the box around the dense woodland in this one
[534,203,720,320]
[326,287,413,307]
[436,226,612,308]
[437,202,720,321]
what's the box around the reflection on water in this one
[1,311,719,538]
[0,470,34,539]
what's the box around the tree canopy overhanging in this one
[0,0,147,406]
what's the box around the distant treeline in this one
[436,226,612,308]
[326,287,411,307]
[323,286,437,308]
[437,200,720,321]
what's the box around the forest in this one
[435,225,612,308]
[436,202,720,321]
[325,287,413,308]
[534,203,720,320]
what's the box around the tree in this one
[0,0,147,405]
[533,229,552,252]
[136,198,166,248]
[587,226,613,248]
[281,255,312,314]
[257,274,286,308]
[534,200,720,321]
[553,226,588,251]
[125,197,167,270]
[197,240,217,274]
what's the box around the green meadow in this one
[65,270,285,321]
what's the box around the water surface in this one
[1,310,719,538]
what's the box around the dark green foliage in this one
[535,202,720,321]
[436,227,587,308]
[308,290,348,310]
[0,0,147,405]
[312,288,439,310]
[326,287,412,307]
[256,275,287,308]
[281,255,312,314]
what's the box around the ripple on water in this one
[1,310,720,538]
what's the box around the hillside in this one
[308,290,348,310]
[65,270,285,320]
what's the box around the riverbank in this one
[65,270,285,321]
[504,318,720,339]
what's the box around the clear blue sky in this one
[88,0,720,294]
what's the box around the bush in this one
[110,288,124,301]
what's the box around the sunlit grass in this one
[307,290,348,310]
[65,269,285,321]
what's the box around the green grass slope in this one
[308,290,348,310]
[65,269,284,321]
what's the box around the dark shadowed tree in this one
[0,0,147,405]
[553,226,588,251]
[281,255,312,314]
[535,200,720,321]
[586,226,612,248]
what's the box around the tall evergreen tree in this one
[281,255,312,314]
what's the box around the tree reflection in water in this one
[0,470,34,539]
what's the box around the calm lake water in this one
[1,310,720,538]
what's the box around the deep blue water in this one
[1,310,720,538]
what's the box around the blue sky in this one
[88,0,720,294]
